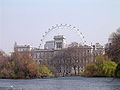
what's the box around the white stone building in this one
[14,35,105,74]
[14,35,67,64]
[54,35,66,50]
[44,41,54,50]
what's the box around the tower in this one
[54,35,66,50]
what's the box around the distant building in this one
[14,42,33,52]
[94,43,105,55]
[54,35,66,50]
[44,41,54,50]
[14,36,104,74]
[44,35,66,50]
[14,35,66,64]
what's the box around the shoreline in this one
[0,75,118,80]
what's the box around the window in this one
[56,42,62,48]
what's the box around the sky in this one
[0,0,120,54]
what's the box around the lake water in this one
[0,76,120,90]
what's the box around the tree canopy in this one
[0,51,53,79]
[106,28,120,63]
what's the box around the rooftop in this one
[54,35,66,39]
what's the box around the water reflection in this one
[0,76,120,90]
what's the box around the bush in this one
[12,54,38,79]
[38,65,54,77]
[98,61,117,77]
[115,61,120,77]
[82,63,98,77]
[82,55,117,77]
[0,52,54,79]
[95,55,109,66]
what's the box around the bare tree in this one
[105,28,120,63]
[50,42,92,76]
[0,50,9,68]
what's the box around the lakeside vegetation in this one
[82,56,120,78]
[0,28,120,79]
[0,52,54,79]
[81,55,117,77]
[82,28,120,77]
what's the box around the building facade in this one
[54,35,66,50]
[14,35,104,74]
[44,41,54,50]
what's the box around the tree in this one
[37,65,53,77]
[0,50,54,79]
[106,28,120,63]
[11,52,38,78]
[98,61,117,77]
[82,63,98,77]
[82,55,117,77]
[50,42,92,76]
[50,49,71,75]
[0,50,14,78]
[95,55,109,66]
[0,50,9,68]
[115,61,120,77]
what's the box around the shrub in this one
[82,55,117,77]
[82,63,98,77]
[115,61,120,77]
[98,61,117,77]
[95,55,110,66]
[0,52,54,79]
[37,65,54,77]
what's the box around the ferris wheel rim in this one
[40,24,86,49]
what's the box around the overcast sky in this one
[0,0,120,54]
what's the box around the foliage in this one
[82,63,98,77]
[115,61,120,77]
[95,55,109,65]
[0,51,54,79]
[98,61,117,77]
[82,55,117,77]
[11,53,38,78]
[40,60,57,75]
[38,65,54,77]
[50,43,92,76]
